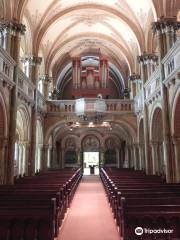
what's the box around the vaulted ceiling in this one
[0,0,179,85]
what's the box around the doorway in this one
[83,152,99,175]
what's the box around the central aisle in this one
[58,175,120,240]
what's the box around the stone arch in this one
[149,101,162,140]
[17,105,30,141]
[14,105,30,176]
[151,107,164,176]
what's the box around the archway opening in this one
[15,107,30,177]
[82,135,100,175]
[83,152,99,175]
[151,107,164,176]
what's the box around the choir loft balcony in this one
[46,98,135,117]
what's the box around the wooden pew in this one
[100,167,180,240]
[0,168,82,240]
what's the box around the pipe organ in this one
[72,57,109,98]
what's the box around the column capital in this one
[0,20,26,35]
[152,17,180,33]
[40,74,52,83]
[129,73,141,82]
[123,87,130,98]
[21,55,42,66]
[137,53,158,64]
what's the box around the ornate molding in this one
[21,56,42,66]
[137,53,158,64]
[129,73,141,82]
[0,73,15,90]
[40,74,52,83]
[152,17,180,33]
[17,89,35,107]
[0,20,26,35]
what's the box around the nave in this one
[1,167,180,240]
[58,175,119,240]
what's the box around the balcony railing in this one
[18,68,35,102]
[144,67,161,103]
[0,47,15,87]
[47,99,134,114]
[162,37,180,85]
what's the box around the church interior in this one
[0,0,180,239]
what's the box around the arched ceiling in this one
[21,0,158,79]
[1,0,179,83]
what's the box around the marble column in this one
[61,148,65,169]
[77,149,81,167]
[116,149,120,168]
[100,149,105,168]
[124,146,129,168]
[0,21,26,184]
[139,143,145,170]
[0,138,8,184]
[51,145,57,168]
[28,56,42,176]
[128,145,133,168]
[47,147,51,168]
[150,141,159,175]
[133,144,138,170]
[24,142,30,176]
[41,144,49,172]
[137,54,153,174]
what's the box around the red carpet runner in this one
[58,175,120,240]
